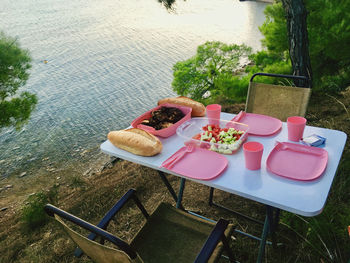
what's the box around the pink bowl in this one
[131,103,192,138]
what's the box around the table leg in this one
[270,208,280,249]
[176,178,186,209]
[257,213,270,263]
[256,205,281,263]
[157,171,185,210]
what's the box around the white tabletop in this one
[101,112,347,217]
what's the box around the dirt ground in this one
[0,89,349,263]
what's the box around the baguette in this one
[158,96,205,117]
[108,128,162,156]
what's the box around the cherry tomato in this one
[192,134,201,140]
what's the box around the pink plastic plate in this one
[161,146,228,180]
[232,112,282,136]
[266,142,328,181]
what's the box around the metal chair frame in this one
[45,188,236,263]
[249,72,309,88]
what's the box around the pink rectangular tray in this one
[131,103,192,138]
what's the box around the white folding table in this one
[101,112,347,262]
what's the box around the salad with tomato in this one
[192,124,246,154]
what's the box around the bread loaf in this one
[108,128,162,156]
[158,96,205,117]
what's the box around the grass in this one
[69,175,87,189]
[0,89,349,262]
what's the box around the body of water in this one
[0,0,267,177]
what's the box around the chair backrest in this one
[45,204,143,263]
[245,73,311,121]
[54,215,143,263]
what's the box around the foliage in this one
[172,41,251,103]
[259,2,288,55]
[207,74,251,104]
[245,50,292,83]
[0,31,37,131]
[170,0,350,102]
[307,0,350,91]
[260,1,350,92]
[21,186,58,230]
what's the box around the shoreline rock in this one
[19,172,27,178]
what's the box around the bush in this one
[21,186,58,230]
[171,41,252,103]
[210,74,250,104]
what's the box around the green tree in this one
[0,32,37,130]
[160,0,313,87]
[172,41,251,102]
[260,0,350,92]
[168,0,349,99]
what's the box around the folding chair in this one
[45,189,236,263]
[209,72,311,222]
[245,72,311,121]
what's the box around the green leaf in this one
[0,31,37,131]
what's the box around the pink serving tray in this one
[131,103,192,138]
[161,146,228,180]
[232,112,282,136]
[266,142,328,181]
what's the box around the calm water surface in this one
[0,0,267,176]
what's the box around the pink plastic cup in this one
[287,116,307,142]
[243,141,264,170]
[206,104,221,125]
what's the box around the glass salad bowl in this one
[176,118,249,154]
